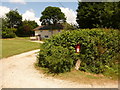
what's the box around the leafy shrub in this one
[38,28,120,74]
[38,46,74,73]
[2,28,16,38]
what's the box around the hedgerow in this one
[2,28,16,38]
[38,28,120,74]
[38,46,74,73]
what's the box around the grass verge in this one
[2,37,40,58]
[34,63,118,86]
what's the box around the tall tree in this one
[76,2,104,28]
[76,2,120,29]
[40,6,66,25]
[6,9,22,28]
[1,18,16,38]
[111,2,120,29]
[16,20,38,37]
[0,18,8,29]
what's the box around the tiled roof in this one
[33,24,63,31]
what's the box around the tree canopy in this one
[40,6,66,25]
[1,18,16,38]
[1,9,38,38]
[6,9,22,28]
[76,2,120,29]
[16,20,38,37]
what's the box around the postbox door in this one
[76,44,80,53]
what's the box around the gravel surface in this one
[0,49,118,88]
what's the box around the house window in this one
[45,35,49,38]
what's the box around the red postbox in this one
[75,44,80,53]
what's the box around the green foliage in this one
[62,23,78,30]
[1,10,38,38]
[40,6,66,25]
[38,46,75,73]
[76,2,120,29]
[1,18,16,38]
[16,20,38,37]
[0,18,9,29]
[38,28,119,74]
[6,9,22,28]
[2,28,16,38]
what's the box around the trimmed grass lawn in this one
[2,37,40,58]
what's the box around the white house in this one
[33,24,63,40]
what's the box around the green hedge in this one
[38,46,74,73]
[38,28,120,74]
[2,28,16,38]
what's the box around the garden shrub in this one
[38,46,75,73]
[2,28,16,38]
[38,28,120,74]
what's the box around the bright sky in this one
[1,0,79,25]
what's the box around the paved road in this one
[0,50,118,88]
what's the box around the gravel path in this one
[0,49,118,88]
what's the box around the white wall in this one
[35,30,62,38]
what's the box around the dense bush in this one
[38,46,75,73]
[38,28,120,74]
[2,28,16,38]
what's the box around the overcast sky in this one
[1,0,78,25]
